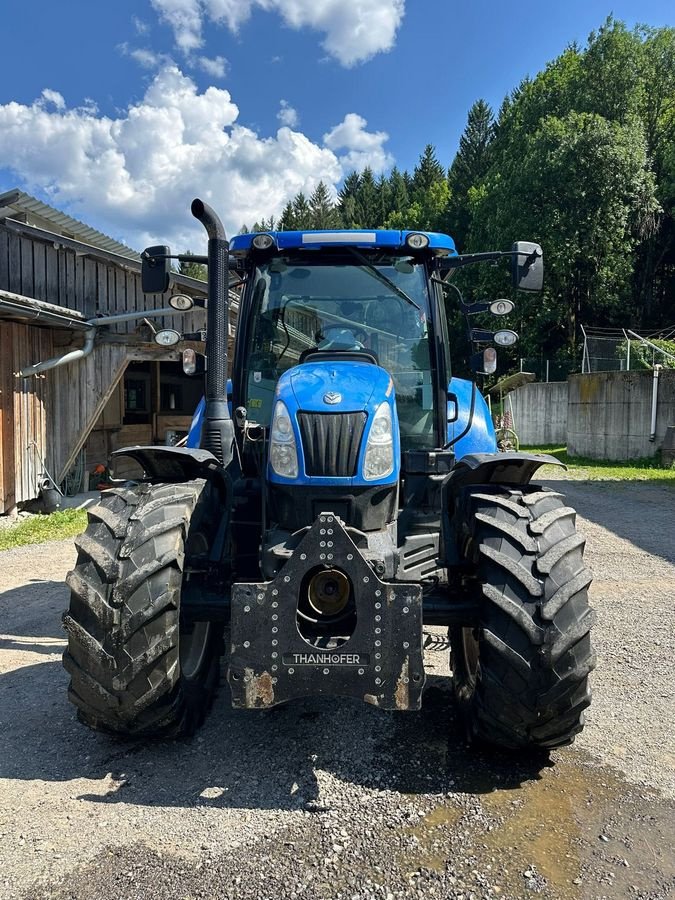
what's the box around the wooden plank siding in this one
[0,219,210,511]
[51,342,128,482]
[0,220,207,332]
[0,322,54,512]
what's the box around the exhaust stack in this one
[191,198,235,467]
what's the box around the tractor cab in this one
[231,229,454,459]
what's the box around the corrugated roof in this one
[0,188,140,261]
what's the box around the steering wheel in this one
[318,327,364,351]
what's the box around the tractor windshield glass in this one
[244,256,436,450]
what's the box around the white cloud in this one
[150,0,405,67]
[132,15,150,35]
[277,100,298,128]
[195,54,228,78]
[40,89,66,110]
[323,113,392,173]
[119,44,172,69]
[150,0,204,52]
[0,67,388,248]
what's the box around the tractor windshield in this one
[244,255,436,450]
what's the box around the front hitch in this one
[228,513,425,710]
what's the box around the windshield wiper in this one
[345,248,423,312]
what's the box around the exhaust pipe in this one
[191,198,235,467]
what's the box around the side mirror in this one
[142,245,171,294]
[512,241,543,292]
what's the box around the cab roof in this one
[230,229,457,256]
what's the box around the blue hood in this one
[288,361,391,412]
[269,359,400,487]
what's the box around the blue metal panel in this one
[230,230,457,256]
[269,360,401,488]
[447,377,497,459]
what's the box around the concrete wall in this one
[508,381,568,446]
[567,370,675,460]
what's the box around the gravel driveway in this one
[1,477,674,900]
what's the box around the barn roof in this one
[0,189,139,262]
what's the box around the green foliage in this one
[0,508,87,552]
[179,252,207,282]
[257,18,675,366]
[618,338,675,369]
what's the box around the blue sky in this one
[1,0,673,250]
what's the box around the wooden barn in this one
[0,189,229,515]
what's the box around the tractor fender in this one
[441,451,565,566]
[447,377,497,459]
[110,445,230,496]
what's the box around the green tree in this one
[179,252,207,282]
[292,193,312,229]
[412,144,446,193]
[309,181,338,229]
[447,99,494,249]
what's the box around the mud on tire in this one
[63,480,222,737]
[450,485,596,750]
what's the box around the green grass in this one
[521,445,675,481]
[0,508,88,552]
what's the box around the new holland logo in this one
[323,391,342,405]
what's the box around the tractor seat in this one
[299,348,379,365]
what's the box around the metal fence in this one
[515,357,579,382]
[580,325,675,373]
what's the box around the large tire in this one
[63,480,222,737]
[450,485,596,750]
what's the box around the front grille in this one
[298,412,367,477]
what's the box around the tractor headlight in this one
[269,401,298,478]
[363,403,394,481]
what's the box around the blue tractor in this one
[63,199,595,749]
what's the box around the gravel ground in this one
[0,477,674,900]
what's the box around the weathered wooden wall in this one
[0,323,55,512]
[0,216,228,511]
[0,219,208,334]
[51,342,129,481]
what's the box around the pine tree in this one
[447,99,495,248]
[355,167,378,227]
[309,181,337,229]
[389,167,409,212]
[376,173,393,226]
[292,193,312,229]
[278,201,296,231]
[412,144,446,193]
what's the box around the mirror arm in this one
[441,246,541,273]
[141,252,209,265]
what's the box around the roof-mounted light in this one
[252,233,275,250]
[406,233,430,250]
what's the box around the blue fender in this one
[447,377,497,459]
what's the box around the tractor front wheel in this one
[450,485,596,750]
[63,480,222,737]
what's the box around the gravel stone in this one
[0,478,674,899]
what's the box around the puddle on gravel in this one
[399,752,675,899]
